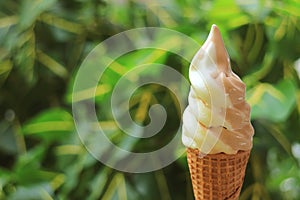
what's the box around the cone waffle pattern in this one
[187,148,250,200]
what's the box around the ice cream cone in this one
[187,148,250,200]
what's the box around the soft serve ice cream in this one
[182,25,254,154]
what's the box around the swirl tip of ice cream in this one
[182,24,254,154]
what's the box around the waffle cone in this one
[187,148,250,200]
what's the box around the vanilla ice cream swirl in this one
[182,25,254,154]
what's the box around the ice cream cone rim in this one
[188,147,251,156]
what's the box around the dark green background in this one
[0,0,300,199]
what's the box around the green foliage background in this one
[1,0,300,199]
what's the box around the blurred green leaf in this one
[105,0,132,27]
[38,13,83,34]
[22,108,74,141]
[247,79,297,122]
[0,59,13,87]
[0,16,18,28]
[236,0,272,21]
[36,50,68,79]
[87,168,111,200]
[8,183,53,200]
[208,0,250,29]
[243,51,274,86]
[0,121,18,155]
[101,173,127,200]
[0,168,11,186]
[14,145,45,171]
[14,29,36,84]
[19,0,57,30]
[266,148,300,199]
[273,0,300,18]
